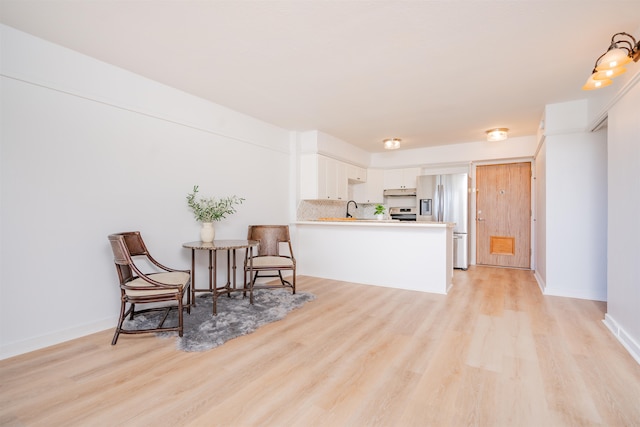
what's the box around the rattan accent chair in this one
[108,231,191,345]
[244,225,296,294]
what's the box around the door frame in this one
[469,157,536,269]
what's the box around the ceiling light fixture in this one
[383,138,401,150]
[485,128,509,142]
[582,32,640,90]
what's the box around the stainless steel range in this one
[389,207,417,221]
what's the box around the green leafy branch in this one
[186,185,245,222]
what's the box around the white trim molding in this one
[534,270,546,294]
[0,318,116,361]
[603,314,640,366]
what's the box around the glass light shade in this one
[383,138,401,149]
[485,128,509,142]
[582,74,612,90]
[596,48,632,70]
[592,66,627,80]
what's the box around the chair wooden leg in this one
[277,270,295,293]
[249,271,255,305]
[111,300,127,345]
[278,271,285,286]
[181,288,191,323]
[186,285,191,314]
[177,296,184,337]
[244,270,257,299]
[128,303,136,320]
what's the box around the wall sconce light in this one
[383,138,401,150]
[486,128,509,142]
[583,32,640,90]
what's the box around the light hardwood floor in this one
[2,267,640,426]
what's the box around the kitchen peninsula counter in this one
[296,220,453,227]
[293,220,454,294]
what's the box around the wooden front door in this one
[476,162,531,268]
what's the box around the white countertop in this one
[296,220,454,228]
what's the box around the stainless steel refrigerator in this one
[417,173,469,269]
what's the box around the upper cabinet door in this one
[403,168,420,188]
[326,158,347,200]
[299,154,348,201]
[347,164,367,183]
[357,169,384,203]
[299,154,319,199]
[336,161,348,200]
[383,169,404,189]
[383,168,420,189]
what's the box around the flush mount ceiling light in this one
[383,138,401,150]
[583,32,640,90]
[485,128,509,142]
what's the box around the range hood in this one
[383,188,417,197]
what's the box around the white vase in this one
[376,214,384,220]
[200,222,215,243]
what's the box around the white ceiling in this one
[2,1,639,152]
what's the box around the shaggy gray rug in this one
[124,289,315,352]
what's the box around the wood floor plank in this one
[2,267,640,426]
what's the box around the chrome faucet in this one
[346,200,358,218]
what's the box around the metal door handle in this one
[478,218,485,221]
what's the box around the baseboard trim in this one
[534,270,546,294]
[0,317,115,361]
[544,288,607,302]
[603,314,640,366]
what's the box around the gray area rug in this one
[124,289,315,352]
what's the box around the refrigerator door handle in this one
[435,184,439,221]
[437,184,444,222]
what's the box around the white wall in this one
[544,128,607,301]
[534,138,547,291]
[604,80,640,364]
[540,100,608,301]
[0,25,292,359]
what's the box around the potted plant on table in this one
[374,204,386,220]
[186,185,245,243]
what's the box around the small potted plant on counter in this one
[374,204,386,220]
[186,185,245,243]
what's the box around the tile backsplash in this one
[297,200,387,220]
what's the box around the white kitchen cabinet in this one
[299,154,348,200]
[353,168,384,203]
[347,164,367,183]
[383,169,403,189]
[326,158,348,200]
[300,154,321,199]
[383,168,420,189]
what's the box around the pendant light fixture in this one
[485,128,509,142]
[383,138,401,150]
[583,32,640,90]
